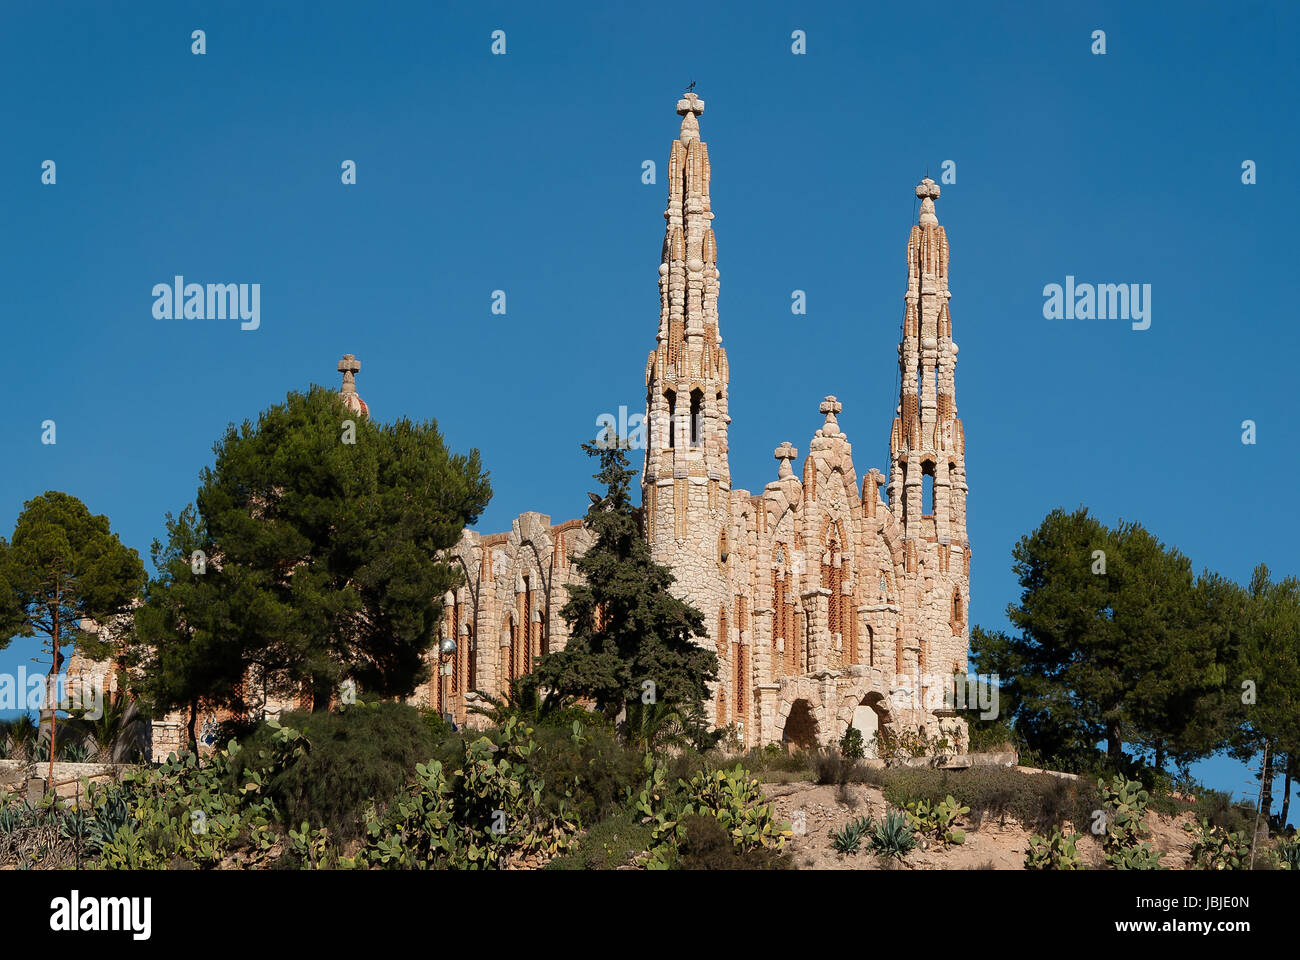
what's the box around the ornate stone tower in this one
[641,91,731,674]
[888,178,971,690]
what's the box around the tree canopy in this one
[141,385,491,716]
[971,507,1240,773]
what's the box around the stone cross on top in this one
[338,353,361,394]
[774,441,798,479]
[916,177,941,226]
[819,395,842,436]
[677,91,705,143]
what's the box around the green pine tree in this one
[0,491,145,782]
[531,435,717,723]
[175,385,491,712]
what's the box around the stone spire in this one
[337,353,369,419]
[889,178,965,542]
[641,90,731,672]
[643,88,729,492]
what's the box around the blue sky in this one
[1,1,1296,818]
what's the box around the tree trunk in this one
[1278,754,1292,832]
[1258,742,1274,843]
[311,674,334,713]
[1153,737,1165,774]
[1106,721,1123,765]
[186,699,199,754]
[48,599,60,789]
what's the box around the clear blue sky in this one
[1,1,1296,819]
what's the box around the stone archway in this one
[835,687,893,758]
[782,698,819,750]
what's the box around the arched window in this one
[951,588,964,634]
[666,390,676,448]
[922,463,935,517]
[689,389,703,446]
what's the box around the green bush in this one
[234,701,440,846]
[636,763,789,869]
[97,731,298,869]
[676,814,791,870]
[904,794,969,847]
[1190,788,1254,835]
[839,726,865,760]
[1097,776,1164,870]
[545,806,652,870]
[1025,827,1082,870]
[343,717,578,870]
[1185,818,1251,870]
[866,765,1099,834]
[528,721,646,827]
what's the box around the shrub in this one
[1097,776,1164,870]
[234,701,440,846]
[343,717,578,870]
[1191,788,1254,835]
[545,806,653,870]
[1025,827,1082,870]
[636,763,789,869]
[1276,837,1300,871]
[839,726,865,760]
[871,809,916,861]
[1185,818,1251,870]
[528,721,645,828]
[872,765,1098,834]
[96,731,297,870]
[904,794,969,848]
[676,814,791,870]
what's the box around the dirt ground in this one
[762,780,1197,870]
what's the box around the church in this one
[98,90,973,757]
[401,91,974,753]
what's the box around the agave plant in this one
[871,809,917,861]
[829,814,876,855]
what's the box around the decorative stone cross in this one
[677,91,704,116]
[819,395,842,436]
[916,177,940,226]
[677,91,705,144]
[774,441,798,479]
[338,354,360,394]
[915,177,941,200]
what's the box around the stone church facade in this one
[420,92,973,753]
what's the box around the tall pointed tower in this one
[888,177,970,685]
[642,91,731,667]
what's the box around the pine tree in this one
[1229,565,1300,831]
[0,492,145,783]
[171,385,491,712]
[973,507,1235,771]
[531,435,717,722]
